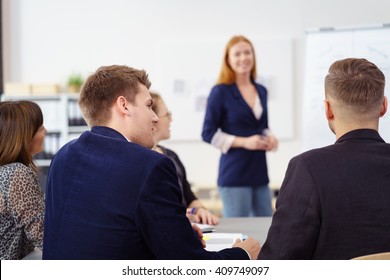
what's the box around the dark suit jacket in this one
[158,145,196,207]
[43,126,248,260]
[259,129,390,259]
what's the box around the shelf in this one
[46,130,62,134]
[1,94,62,101]
[35,159,52,167]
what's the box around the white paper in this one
[203,233,243,252]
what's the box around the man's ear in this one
[379,96,388,117]
[116,96,131,116]
[324,99,334,121]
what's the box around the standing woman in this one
[151,92,219,225]
[0,101,46,259]
[202,35,278,217]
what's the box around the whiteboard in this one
[302,25,390,151]
[158,38,294,141]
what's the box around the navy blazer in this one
[43,126,248,260]
[259,129,390,259]
[202,83,269,186]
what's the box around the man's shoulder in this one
[295,144,334,159]
[125,143,174,172]
[54,130,168,165]
[290,144,337,168]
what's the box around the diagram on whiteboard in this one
[303,26,390,151]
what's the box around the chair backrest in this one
[352,252,390,260]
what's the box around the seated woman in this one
[151,92,219,225]
[0,100,47,259]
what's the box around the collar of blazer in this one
[230,83,266,123]
[336,129,384,144]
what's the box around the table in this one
[214,217,272,243]
[22,247,42,260]
[22,217,272,259]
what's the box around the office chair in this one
[352,252,390,260]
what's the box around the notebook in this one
[193,223,215,233]
[203,233,244,251]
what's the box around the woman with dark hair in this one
[0,100,46,259]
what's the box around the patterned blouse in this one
[0,162,44,260]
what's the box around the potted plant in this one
[67,73,84,93]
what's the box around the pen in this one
[187,207,197,215]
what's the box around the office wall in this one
[3,0,390,187]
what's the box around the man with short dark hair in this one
[259,58,390,259]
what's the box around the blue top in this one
[43,126,248,260]
[202,82,270,186]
